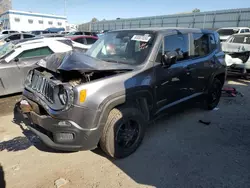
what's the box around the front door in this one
[154,33,194,111]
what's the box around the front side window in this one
[18,47,53,58]
[58,22,62,26]
[86,31,155,65]
[38,20,43,24]
[164,34,189,61]
[9,31,17,33]
[48,21,53,25]
[2,31,8,34]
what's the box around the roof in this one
[66,35,98,40]
[112,27,214,33]
[217,27,250,30]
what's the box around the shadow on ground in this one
[4,103,71,153]
[93,77,250,188]
[0,164,5,188]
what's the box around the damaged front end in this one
[19,51,134,151]
[221,42,250,75]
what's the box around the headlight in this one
[24,70,33,87]
[58,86,68,105]
[58,85,74,110]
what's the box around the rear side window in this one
[164,34,189,61]
[245,29,250,33]
[74,38,84,44]
[190,33,209,58]
[18,47,53,58]
[85,37,97,44]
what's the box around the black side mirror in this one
[5,38,10,42]
[162,51,178,68]
[14,57,19,62]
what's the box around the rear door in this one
[186,32,217,93]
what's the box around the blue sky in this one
[12,0,249,24]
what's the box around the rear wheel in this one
[204,78,222,110]
[100,106,146,159]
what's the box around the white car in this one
[217,27,250,42]
[0,30,20,38]
[0,37,88,96]
[221,33,250,77]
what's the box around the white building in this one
[0,10,67,31]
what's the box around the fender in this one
[94,87,155,134]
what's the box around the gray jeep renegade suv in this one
[19,28,226,158]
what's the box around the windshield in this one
[85,31,155,65]
[227,35,250,44]
[217,29,239,36]
[0,42,15,59]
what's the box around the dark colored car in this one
[19,28,226,159]
[66,35,98,45]
[66,31,98,37]
[31,30,50,35]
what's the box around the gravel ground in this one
[0,78,250,188]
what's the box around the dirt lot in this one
[0,78,250,188]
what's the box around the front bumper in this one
[20,90,101,151]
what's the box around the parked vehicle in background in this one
[59,31,70,35]
[66,35,98,49]
[31,30,50,35]
[0,30,20,38]
[19,28,226,159]
[221,33,250,77]
[0,33,35,46]
[0,37,88,96]
[41,33,65,38]
[45,27,65,33]
[217,27,250,42]
[66,31,98,37]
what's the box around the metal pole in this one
[64,0,67,17]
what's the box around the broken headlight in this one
[24,70,33,87]
[58,85,74,111]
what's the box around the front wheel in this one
[100,106,146,159]
[204,78,222,110]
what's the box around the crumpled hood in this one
[37,50,134,73]
[221,42,250,53]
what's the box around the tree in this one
[192,8,200,13]
[91,18,98,22]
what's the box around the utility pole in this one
[64,0,67,17]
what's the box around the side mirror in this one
[5,38,10,42]
[14,57,19,62]
[162,51,178,68]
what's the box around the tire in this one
[100,106,146,159]
[204,78,222,110]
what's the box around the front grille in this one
[31,71,55,103]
